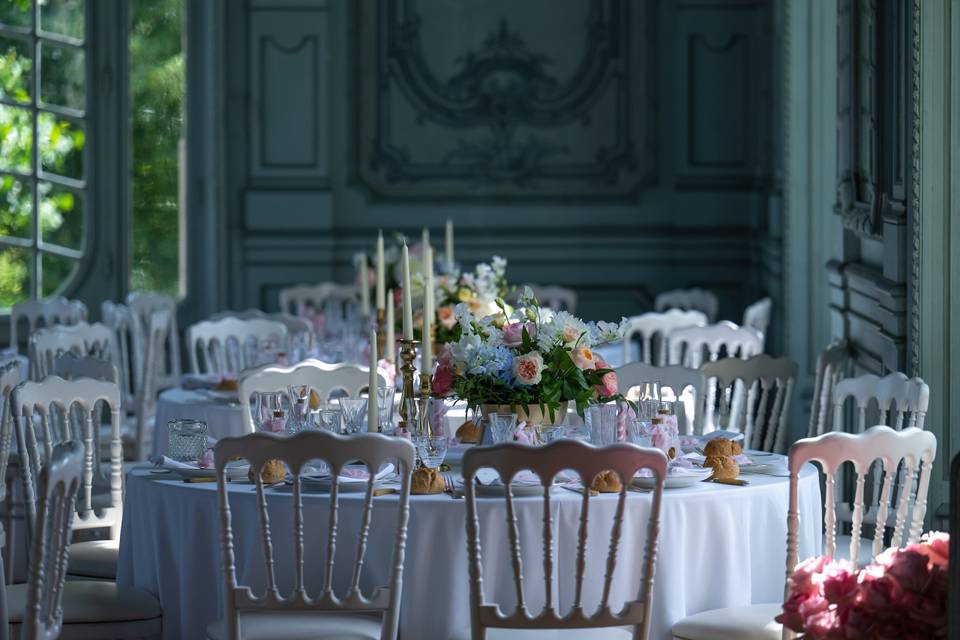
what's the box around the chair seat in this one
[68,538,119,579]
[450,628,632,640]
[671,603,783,640]
[833,533,879,566]
[6,580,161,624]
[206,611,383,640]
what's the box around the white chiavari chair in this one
[521,284,578,313]
[654,288,718,323]
[700,355,798,453]
[101,301,142,414]
[238,360,386,433]
[210,309,315,355]
[9,297,87,353]
[29,321,117,382]
[0,360,20,587]
[278,283,360,317]
[127,291,182,390]
[12,376,124,581]
[666,321,761,369]
[742,297,772,351]
[806,342,851,437]
[3,440,163,638]
[207,431,415,640]
[187,317,288,375]
[615,361,707,435]
[621,310,707,366]
[458,440,668,640]
[672,426,937,640]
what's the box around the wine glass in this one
[339,398,368,434]
[287,385,311,432]
[255,392,288,433]
[316,407,342,434]
[376,386,396,434]
[415,436,448,469]
[488,412,518,444]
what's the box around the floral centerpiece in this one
[434,256,510,345]
[431,287,626,425]
[777,531,948,639]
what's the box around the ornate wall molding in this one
[908,0,921,377]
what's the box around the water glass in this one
[398,398,419,434]
[168,419,208,463]
[316,407,342,433]
[339,398,368,434]
[489,412,518,444]
[587,404,617,446]
[538,426,563,445]
[415,436,448,469]
[376,386,396,433]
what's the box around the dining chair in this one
[186,317,288,375]
[949,451,960,640]
[0,360,20,587]
[2,439,163,639]
[12,376,125,581]
[666,321,762,369]
[654,288,718,323]
[278,283,360,317]
[9,297,87,354]
[209,309,315,354]
[805,341,851,437]
[458,440,668,640]
[741,297,772,351]
[127,291,182,390]
[520,284,578,313]
[700,355,798,453]
[208,431,415,640]
[672,425,937,640]
[29,322,117,381]
[614,361,707,435]
[621,310,707,366]
[101,302,142,411]
[238,360,387,433]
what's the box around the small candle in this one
[422,244,434,373]
[375,231,385,310]
[386,288,395,361]
[401,243,414,340]
[368,330,378,432]
[359,258,370,316]
[422,227,430,250]
[445,218,454,268]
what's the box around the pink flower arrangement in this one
[431,345,456,395]
[594,355,618,398]
[502,321,536,347]
[776,532,949,639]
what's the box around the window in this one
[0,0,87,309]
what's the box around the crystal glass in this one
[339,398,368,434]
[316,407,342,433]
[376,386,396,434]
[255,392,288,433]
[587,404,618,446]
[488,412,518,444]
[538,426,563,445]
[637,381,661,422]
[398,398,419,434]
[168,419,207,463]
[415,436,448,469]
[287,385,311,432]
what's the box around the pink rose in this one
[502,321,535,347]
[821,561,858,603]
[885,549,931,593]
[437,305,457,330]
[596,370,618,397]
[432,346,455,395]
[911,531,949,570]
[571,346,596,370]
[513,352,544,386]
[561,325,581,343]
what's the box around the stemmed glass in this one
[488,412,518,444]
[415,436,448,470]
[255,392,288,433]
[287,385,312,432]
[339,398,368,434]
[376,386,396,434]
[316,407,342,434]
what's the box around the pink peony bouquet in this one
[777,532,948,639]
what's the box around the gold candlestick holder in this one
[397,339,419,432]
[375,308,386,354]
[418,373,433,437]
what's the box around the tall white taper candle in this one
[422,244,434,372]
[445,218,454,268]
[368,330,378,432]
[386,288,396,361]
[401,243,414,340]
[375,231,385,310]
[359,259,370,316]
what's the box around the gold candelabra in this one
[418,373,433,437]
[397,339,419,432]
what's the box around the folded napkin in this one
[181,374,223,390]
[699,430,745,442]
[302,463,395,484]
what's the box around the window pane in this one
[40,251,75,296]
[0,103,32,173]
[0,173,31,238]
[39,0,83,41]
[0,0,31,30]
[40,42,84,111]
[0,244,31,308]
[0,35,32,104]
[39,180,80,249]
[38,111,83,179]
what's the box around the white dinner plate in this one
[469,481,547,497]
[171,463,249,481]
[632,471,710,490]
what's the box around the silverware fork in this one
[443,473,462,499]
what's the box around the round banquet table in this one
[117,462,821,640]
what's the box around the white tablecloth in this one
[117,463,821,640]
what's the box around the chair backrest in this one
[786,426,936,573]
[462,441,667,639]
[0,360,22,509]
[701,355,798,453]
[654,288,718,323]
[522,284,577,313]
[614,361,707,435]
[214,431,415,640]
[209,309,315,354]
[278,283,359,317]
[132,309,172,460]
[186,317,288,375]
[52,353,119,384]
[238,360,386,432]
[831,372,930,433]
[101,301,141,410]
[21,440,83,640]
[12,376,124,542]
[666,321,761,369]
[806,341,852,437]
[30,321,117,381]
[126,291,182,390]
[622,310,707,366]
[10,297,87,352]
[741,297,772,350]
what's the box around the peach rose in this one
[561,325,581,343]
[513,352,544,386]
[437,305,457,330]
[571,346,596,370]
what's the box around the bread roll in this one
[590,470,623,493]
[248,458,286,484]
[703,455,739,481]
[411,467,445,494]
[703,438,735,458]
[456,420,482,444]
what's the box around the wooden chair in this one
[278,283,360,317]
[666,321,762,369]
[521,284,578,313]
[238,360,386,433]
[654,288,718,323]
[127,291,182,390]
[672,425,937,640]
[0,360,20,587]
[615,361,707,435]
[186,317,288,375]
[700,355,797,453]
[29,322,117,381]
[207,431,415,640]
[458,440,668,640]
[741,297,772,351]
[9,297,87,353]
[2,439,162,639]
[805,342,851,437]
[621,310,707,366]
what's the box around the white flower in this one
[513,352,544,386]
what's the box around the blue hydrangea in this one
[465,343,514,384]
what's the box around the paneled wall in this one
[213,0,779,332]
